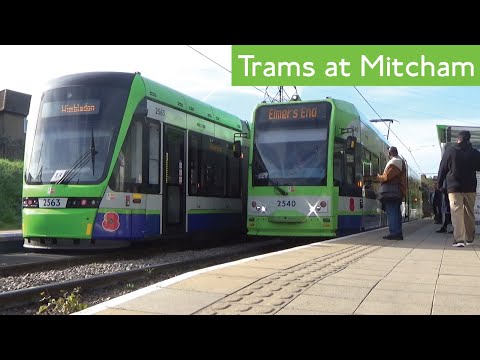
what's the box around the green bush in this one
[0,159,23,229]
[37,288,88,315]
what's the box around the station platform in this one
[75,219,480,315]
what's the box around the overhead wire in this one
[315,87,479,127]
[186,45,272,101]
[352,92,480,126]
[186,45,429,174]
[353,86,424,174]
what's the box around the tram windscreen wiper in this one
[268,176,288,196]
[253,147,288,196]
[55,129,98,184]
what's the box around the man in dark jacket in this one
[437,130,480,247]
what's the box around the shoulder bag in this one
[378,182,402,202]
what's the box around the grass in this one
[0,159,23,230]
[0,222,20,231]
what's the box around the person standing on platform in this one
[437,130,480,247]
[377,146,407,240]
[432,188,443,224]
[436,180,452,233]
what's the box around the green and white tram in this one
[245,98,422,238]
[22,72,249,249]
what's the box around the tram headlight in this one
[255,205,267,213]
[307,199,329,216]
[308,202,318,216]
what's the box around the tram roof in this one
[436,124,480,149]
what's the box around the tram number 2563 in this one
[277,200,296,207]
[43,198,61,207]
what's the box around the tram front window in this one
[25,86,128,185]
[253,129,328,186]
[252,102,331,187]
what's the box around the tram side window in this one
[110,120,143,193]
[109,152,124,192]
[346,153,355,185]
[362,147,378,199]
[189,131,237,198]
[362,148,371,161]
[129,121,143,191]
[227,149,240,197]
[122,121,143,192]
[334,137,361,197]
[189,132,201,196]
[371,153,379,176]
[380,154,387,174]
[362,148,372,176]
[333,139,345,186]
[144,121,160,194]
[201,136,226,197]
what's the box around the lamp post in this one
[369,119,400,140]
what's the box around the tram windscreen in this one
[25,85,129,185]
[253,102,331,187]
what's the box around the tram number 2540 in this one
[277,200,296,207]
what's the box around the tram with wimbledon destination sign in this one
[22,72,249,249]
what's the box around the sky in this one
[1,45,479,177]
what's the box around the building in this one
[0,89,31,161]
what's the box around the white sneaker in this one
[466,242,474,246]
[452,242,465,247]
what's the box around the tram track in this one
[0,250,234,311]
[0,236,244,277]
[0,223,423,314]
[0,236,317,313]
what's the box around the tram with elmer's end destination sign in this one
[242,97,422,238]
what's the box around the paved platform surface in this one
[75,220,480,315]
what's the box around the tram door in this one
[163,125,186,235]
[362,160,379,230]
[145,121,161,237]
